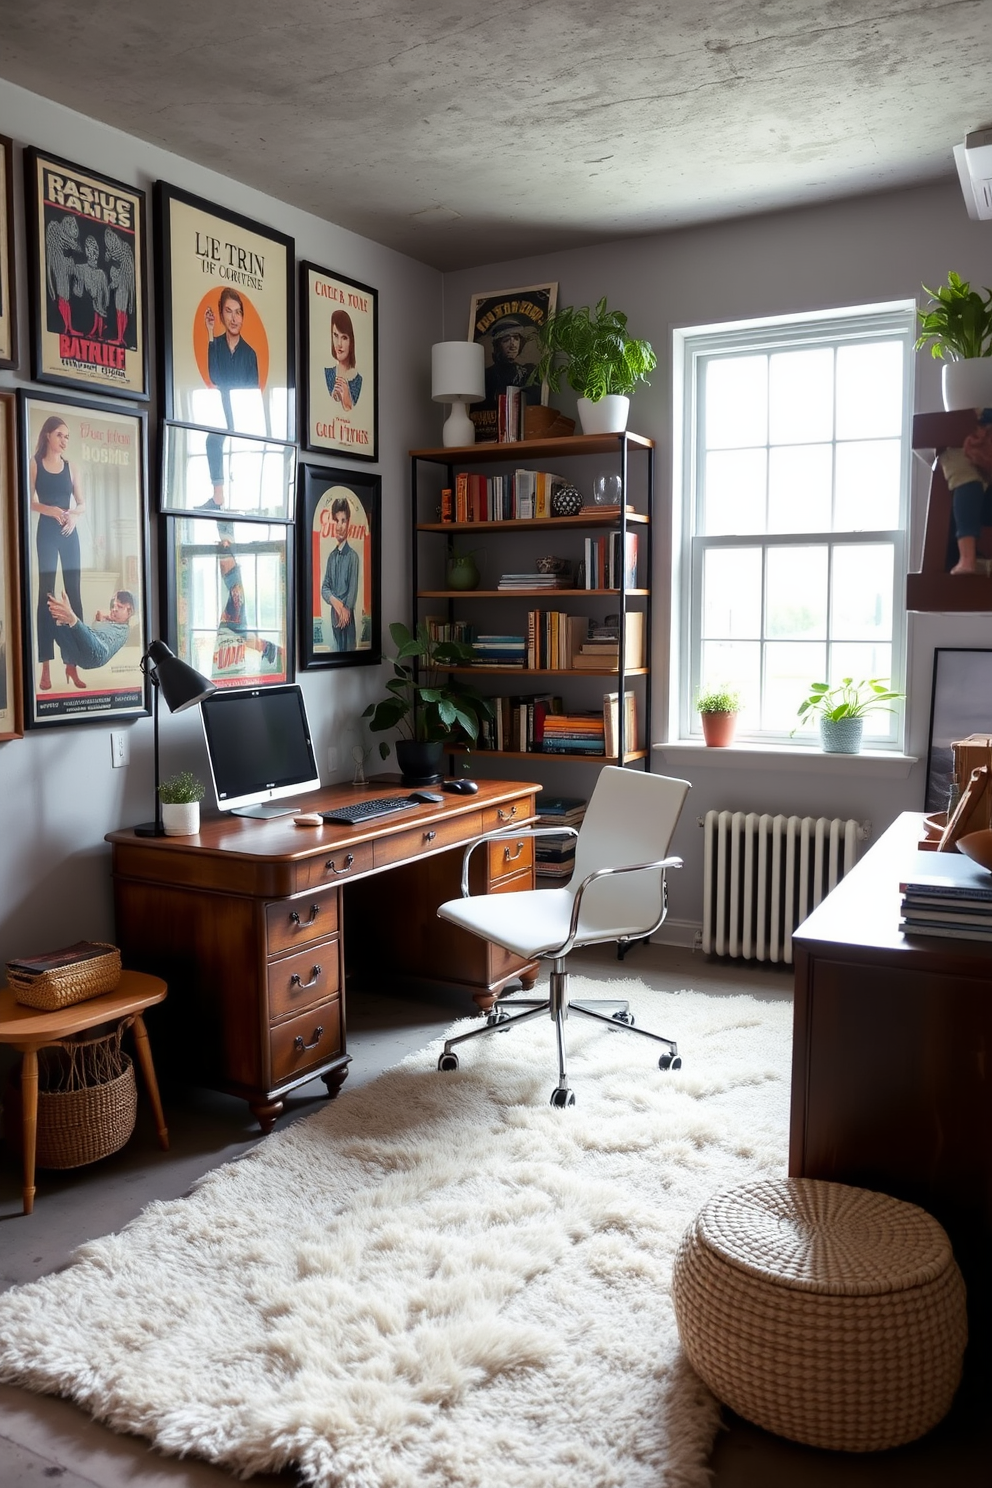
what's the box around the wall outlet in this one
[111,731,129,768]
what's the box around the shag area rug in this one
[0,978,792,1488]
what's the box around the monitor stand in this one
[230,803,302,819]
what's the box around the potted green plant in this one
[158,770,206,836]
[532,296,657,435]
[363,621,494,783]
[915,271,992,410]
[696,686,742,747]
[794,678,903,755]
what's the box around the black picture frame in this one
[18,389,150,728]
[467,281,558,443]
[0,134,17,370]
[23,147,149,399]
[0,391,23,738]
[162,515,294,689]
[924,647,992,812]
[300,262,378,461]
[298,463,380,669]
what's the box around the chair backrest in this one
[567,768,691,937]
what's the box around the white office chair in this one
[436,768,691,1106]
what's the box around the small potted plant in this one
[915,271,992,410]
[794,678,903,755]
[158,770,206,836]
[696,685,742,747]
[532,296,657,435]
[363,621,494,784]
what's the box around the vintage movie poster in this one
[299,465,380,669]
[1,393,23,739]
[160,423,295,521]
[18,391,149,728]
[0,135,16,370]
[25,149,147,398]
[157,183,294,452]
[300,263,378,461]
[467,282,557,442]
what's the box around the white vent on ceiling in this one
[954,126,992,221]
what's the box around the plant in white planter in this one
[158,770,205,835]
[532,297,656,435]
[915,271,992,410]
[793,678,903,755]
[696,685,742,747]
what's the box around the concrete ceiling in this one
[0,1,986,271]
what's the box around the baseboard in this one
[649,918,700,949]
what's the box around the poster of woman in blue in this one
[301,263,378,461]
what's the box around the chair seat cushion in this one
[438,884,661,958]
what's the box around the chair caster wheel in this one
[549,1087,575,1108]
[438,1053,459,1071]
[658,1053,682,1071]
[486,1009,509,1026]
[611,1009,634,1025]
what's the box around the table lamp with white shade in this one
[431,340,485,447]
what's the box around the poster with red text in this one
[301,263,378,461]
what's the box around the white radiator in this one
[701,811,865,964]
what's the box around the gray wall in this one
[0,79,441,968]
[441,185,992,935]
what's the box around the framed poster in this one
[156,182,294,445]
[467,281,557,442]
[163,515,292,689]
[925,647,992,811]
[18,390,150,729]
[160,422,296,522]
[298,463,380,669]
[300,262,378,460]
[0,135,16,370]
[24,147,148,399]
[0,393,23,739]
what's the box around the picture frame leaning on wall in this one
[300,262,378,461]
[0,135,17,370]
[298,463,381,670]
[23,146,148,399]
[0,392,24,739]
[466,281,558,443]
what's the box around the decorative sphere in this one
[552,485,583,517]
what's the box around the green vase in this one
[447,554,480,590]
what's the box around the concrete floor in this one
[0,943,986,1487]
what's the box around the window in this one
[674,303,915,749]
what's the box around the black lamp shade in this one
[146,640,217,713]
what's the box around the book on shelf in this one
[542,711,606,755]
[471,634,526,667]
[535,795,587,823]
[899,918,992,942]
[583,530,638,589]
[603,690,637,758]
[900,893,992,920]
[571,612,645,669]
[899,850,992,901]
[526,611,588,669]
[498,574,571,590]
[440,487,453,522]
[425,615,477,644]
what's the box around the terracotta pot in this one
[700,710,737,747]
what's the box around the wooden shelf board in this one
[411,432,654,463]
[439,666,648,677]
[418,588,648,599]
[907,571,992,613]
[447,748,648,764]
[418,512,648,532]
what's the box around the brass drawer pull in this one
[289,904,320,927]
[324,854,355,875]
[503,841,525,862]
[424,830,437,843]
[290,965,322,990]
[497,805,518,822]
[294,1024,324,1052]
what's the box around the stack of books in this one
[571,612,645,669]
[898,850,992,941]
[497,572,572,591]
[542,711,606,755]
[603,690,637,758]
[476,694,563,751]
[470,635,526,667]
[534,796,587,881]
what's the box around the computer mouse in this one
[444,779,479,794]
[293,812,323,827]
[408,790,445,804]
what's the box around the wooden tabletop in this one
[0,970,167,1043]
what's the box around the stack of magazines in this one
[898,850,992,941]
[534,797,587,881]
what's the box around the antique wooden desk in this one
[107,779,539,1132]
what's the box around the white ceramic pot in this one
[577,394,630,435]
[941,358,992,412]
[161,801,200,836]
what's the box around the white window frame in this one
[672,301,916,752]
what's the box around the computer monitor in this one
[199,683,321,818]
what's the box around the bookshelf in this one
[409,430,654,772]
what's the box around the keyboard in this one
[320,796,420,826]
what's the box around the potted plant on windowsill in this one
[158,771,205,836]
[793,678,903,755]
[532,297,657,435]
[696,686,742,747]
[363,621,494,784]
[915,271,992,411]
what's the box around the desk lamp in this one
[431,341,485,447]
[134,640,217,837]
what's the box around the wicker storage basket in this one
[3,1027,137,1169]
[7,943,121,1010]
[671,1178,967,1453]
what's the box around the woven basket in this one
[3,1027,137,1169]
[7,943,121,1010]
[671,1178,968,1452]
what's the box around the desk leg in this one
[131,1014,169,1151]
[20,1048,38,1216]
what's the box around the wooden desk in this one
[107,778,540,1132]
[0,971,169,1215]
[791,811,992,1268]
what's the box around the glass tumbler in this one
[592,473,622,506]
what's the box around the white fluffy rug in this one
[0,978,792,1488]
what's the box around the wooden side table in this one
[0,970,169,1214]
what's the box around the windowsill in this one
[653,741,918,778]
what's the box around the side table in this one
[0,970,169,1214]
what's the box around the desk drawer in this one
[373,810,483,869]
[295,841,374,890]
[484,798,535,833]
[487,869,538,981]
[266,885,339,955]
[487,833,534,883]
[267,936,341,1021]
[270,998,342,1084]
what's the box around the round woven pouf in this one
[671,1178,967,1452]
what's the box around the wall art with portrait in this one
[160,422,296,522]
[24,147,148,399]
[925,647,992,812]
[467,281,558,443]
[300,263,378,461]
[156,182,294,451]
[162,515,292,690]
[0,135,16,370]
[0,392,23,739]
[298,464,380,670]
[18,390,150,729]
